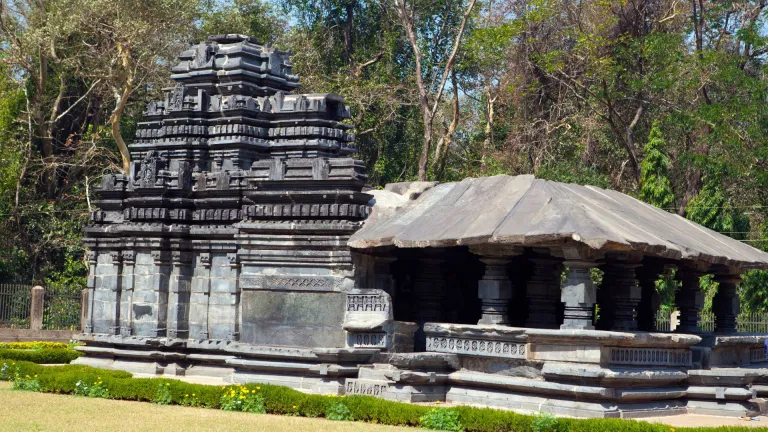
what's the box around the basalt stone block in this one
[241,290,346,348]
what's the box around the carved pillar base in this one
[561,260,598,330]
[525,256,563,329]
[676,264,706,334]
[600,257,642,331]
[713,267,741,334]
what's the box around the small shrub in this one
[326,399,353,421]
[12,373,41,391]
[73,377,109,398]
[180,392,204,408]
[0,361,17,380]
[532,411,558,432]
[152,382,172,405]
[419,408,463,431]
[220,385,265,414]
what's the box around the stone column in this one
[412,257,446,323]
[189,252,211,339]
[635,260,664,332]
[119,250,136,336]
[91,251,122,335]
[713,267,741,334]
[84,250,97,334]
[525,255,563,329]
[675,263,706,334]
[372,256,397,295]
[560,260,598,330]
[599,256,642,331]
[411,255,446,351]
[207,252,239,340]
[470,246,521,325]
[167,251,192,339]
[30,286,44,331]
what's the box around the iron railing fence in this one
[0,284,32,328]
[655,310,768,334]
[42,286,82,330]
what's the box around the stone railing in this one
[424,323,701,367]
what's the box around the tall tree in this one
[639,122,674,209]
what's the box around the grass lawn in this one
[0,382,412,432]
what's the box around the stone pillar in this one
[476,257,513,325]
[713,267,741,334]
[80,288,89,332]
[599,256,642,331]
[635,260,664,332]
[30,286,44,331]
[189,252,211,339]
[131,250,170,337]
[470,245,521,325]
[91,251,122,335]
[372,256,397,296]
[675,263,706,334]
[167,251,192,339]
[525,255,563,329]
[560,261,598,330]
[412,257,446,323]
[84,250,97,334]
[119,250,136,336]
[207,252,239,340]
[412,256,446,351]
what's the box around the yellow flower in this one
[185,394,189,397]
[166,383,170,387]
[239,396,246,400]
[293,405,297,409]
[256,386,261,390]
[192,393,195,396]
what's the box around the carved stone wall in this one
[82,35,370,350]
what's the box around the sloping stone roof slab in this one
[348,175,768,269]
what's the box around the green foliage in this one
[532,411,559,432]
[639,122,674,209]
[419,408,463,431]
[74,377,110,398]
[2,362,766,431]
[152,382,172,405]
[325,399,353,421]
[0,348,81,364]
[686,167,751,239]
[13,375,41,391]
[220,385,266,413]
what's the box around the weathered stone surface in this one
[241,291,346,348]
[349,175,768,269]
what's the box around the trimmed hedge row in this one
[0,359,761,432]
[0,341,71,350]
[0,348,81,364]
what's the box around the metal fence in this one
[0,284,32,328]
[655,310,672,332]
[42,286,82,330]
[655,310,768,334]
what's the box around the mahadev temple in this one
[76,34,768,419]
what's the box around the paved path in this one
[642,414,768,428]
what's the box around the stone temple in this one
[77,35,768,418]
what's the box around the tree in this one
[392,0,478,181]
[639,122,674,209]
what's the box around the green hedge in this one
[0,360,760,432]
[0,348,81,364]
